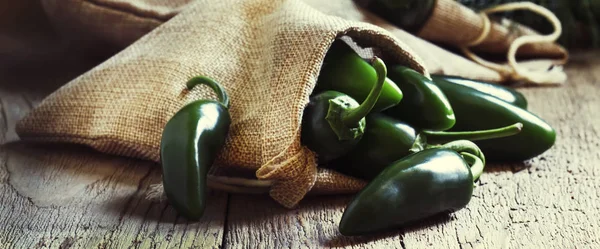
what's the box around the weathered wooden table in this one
[1,4,600,248]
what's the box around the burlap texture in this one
[17,0,428,208]
[417,0,568,60]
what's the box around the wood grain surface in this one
[1,1,599,248]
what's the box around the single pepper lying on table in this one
[160,76,231,220]
[339,146,484,236]
[333,128,500,235]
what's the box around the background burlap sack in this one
[417,0,568,59]
[413,0,570,84]
[16,0,429,208]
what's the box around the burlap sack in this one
[417,0,568,59]
[413,0,569,84]
[16,0,429,208]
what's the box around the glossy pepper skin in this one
[431,74,528,109]
[315,40,403,112]
[330,113,521,180]
[160,76,231,220]
[384,65,455,131]
[338,149,478,236]
[431,76,556,162]
[302,57,388,163]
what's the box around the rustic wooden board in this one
[0,142,227,249]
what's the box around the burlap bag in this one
[416,0,568,58]
[413,0,569,84]
[16,0,431,208]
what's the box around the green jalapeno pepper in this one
[160,76,231,220]
[315,40,403,112]
[431,76,556,162]
[383,65,455,131]
[431,74,528,109]
[302,57,388,163]
[339,147,484,236]
[329,113,521,180]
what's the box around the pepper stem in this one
[428,139,486,172]
[422,122,523,144]
[186,76,230,108]
[460,152,484,183]
[340,57,387,127]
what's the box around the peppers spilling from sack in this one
[156,39,556,233]
[306,40,556,236]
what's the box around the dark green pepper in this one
[302,57,388,163]
[315,40,403,112]
[338,148,484,236]
[383,65,455,131]
[160,76,231,220]
[431,76,556,162]
[329,113,521,180]
[431,74,528,109]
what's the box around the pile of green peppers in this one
[156,39,556,231]
[303,40,556,236]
